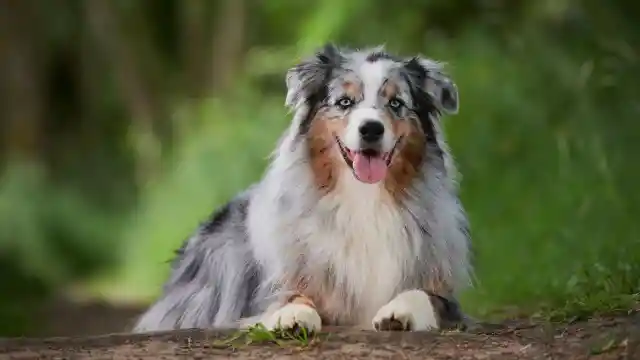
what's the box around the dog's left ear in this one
[405,57,459,115]
[285,43,344,109]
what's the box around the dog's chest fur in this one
[298,174,419,325]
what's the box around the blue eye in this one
[388,98,404,111]
[336,97,354,109]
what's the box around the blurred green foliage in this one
[0,0,638,336]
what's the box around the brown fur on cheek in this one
[384,117,426,199]
[307,112,348,194]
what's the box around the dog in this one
[132,44,473,333]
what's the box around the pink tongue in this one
[352,153,387,184]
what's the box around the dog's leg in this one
[372,289,465,331]
[260,293,323,333]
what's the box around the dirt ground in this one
[1,299,639,360]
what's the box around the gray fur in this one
[133,191,262,331]
[133,44,472,332]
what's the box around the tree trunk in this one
[84,0,161,187]
[0,1,46,163]
[181,0,209,98]
[209,0,246,94]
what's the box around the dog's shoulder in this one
[171,186,256,264]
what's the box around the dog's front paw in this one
[261,303,322,333]
[372,289,438,331]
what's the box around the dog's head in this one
[286,44,459,193]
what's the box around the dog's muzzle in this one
[335,131,403,185]
[358,120,385,146]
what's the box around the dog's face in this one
[286,44,459,192]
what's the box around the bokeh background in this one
[1,0,639,337]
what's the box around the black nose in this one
[358,120,385,142]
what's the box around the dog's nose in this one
[358,120,385,142]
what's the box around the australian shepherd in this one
[133,44,473,333]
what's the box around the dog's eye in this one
[388,98,404,111]
[336,97,354,110]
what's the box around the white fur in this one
[372,289,439,331]
[248,113,470,327]
[344,108,395,152]
[342,60,396,153]
[359,59,393,104]
[261,303,322,332]
[131,46,472,334]
[249,160,416,325]
[247,52,472,326]
[307,172,414,322]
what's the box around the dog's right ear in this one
[285,43,344,109]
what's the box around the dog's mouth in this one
[335,136,403,184]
